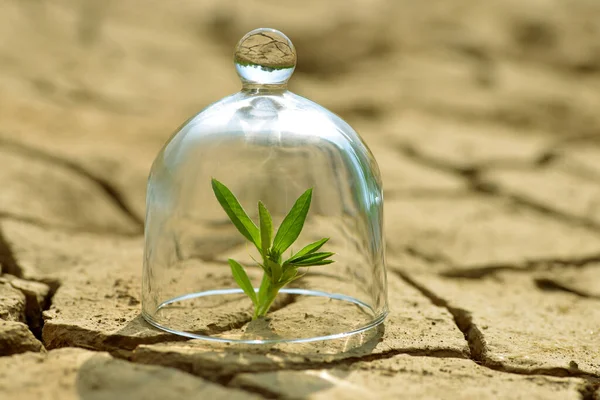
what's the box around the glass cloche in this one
[142,28,388,343]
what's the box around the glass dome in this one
[142,28,388,343]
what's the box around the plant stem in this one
[253,269,281,319]
[257,289,279,318]
[254,273,270,319]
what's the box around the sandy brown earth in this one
[1,0,600,399]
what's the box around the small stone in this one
[569,360,578,370]
[0,320,43,356]
[0,281,26,323]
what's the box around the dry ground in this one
[0,0,599,399]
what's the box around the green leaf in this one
[289,251,334,263]
[272,188,313,255]
[298,259,334,267]
[288,252,335,267]
[228,259,257,306]
[290,259,334,267]
[211,179,260,250]
[285,238,329,264]
[258,201,273,257]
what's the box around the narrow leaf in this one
[258,201,273,257]
[285,238,329,263]
[228,259,257,306]
[211,179,260,250]
[291,259,335,267]
[288,251,334,265]
[272,188,313,255]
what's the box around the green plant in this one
[211,178,335,319]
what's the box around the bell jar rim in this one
[142,288,389,344]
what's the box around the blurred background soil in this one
[1,1,599,223]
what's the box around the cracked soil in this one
[0,0,599,399]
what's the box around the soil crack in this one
[391,269,487,363]
[534,278,600,300]
[0,212,140,237]
[0,223,61,340]
[0,138,143,233]
[396,142,600,235]
[391,268,600,380]
[440,253,600,279]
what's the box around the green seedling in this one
[211,178,335,319]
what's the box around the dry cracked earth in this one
[1,0,600,399]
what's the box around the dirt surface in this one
[1,0,600,399]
